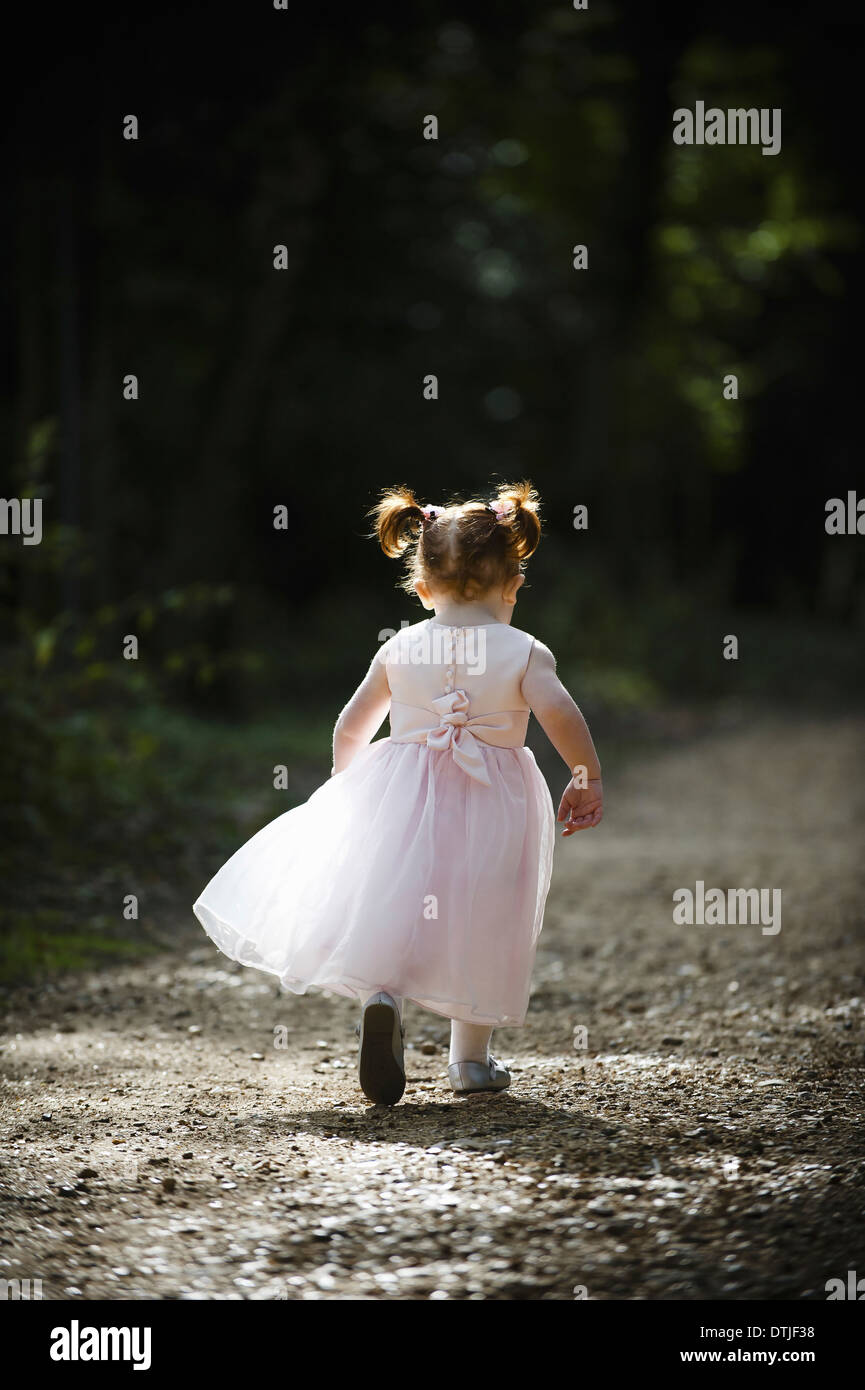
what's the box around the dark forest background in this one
[2,1,863,977]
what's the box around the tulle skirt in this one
[193,738,555,1025]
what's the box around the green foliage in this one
[0,910,155,985]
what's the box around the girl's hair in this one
[369,481,541,600]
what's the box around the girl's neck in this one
[431,599,509,627]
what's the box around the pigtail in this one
[369,479,541,598]
[493,480,541,559]
[369,485,425,558]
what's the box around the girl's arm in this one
[521,640,603,837]
[332,649,391,775]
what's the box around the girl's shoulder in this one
[376,618,433,665]
[502,625,558,672]
[489,622,544,652]
[499,622,535,641]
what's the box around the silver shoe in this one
[356,992,406,1105]
[447,1055,511,1094]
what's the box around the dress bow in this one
[426,689,492,786]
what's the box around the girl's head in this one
[370,481,541,608]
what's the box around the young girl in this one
[193,482,603,1105]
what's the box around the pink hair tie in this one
[421,505,444,523]
[488,499,515,520]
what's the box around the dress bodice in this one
[382,619,536,785]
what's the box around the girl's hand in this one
[557,777,603,837]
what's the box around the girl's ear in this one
[414,579,435,610]
[502,573,525,606]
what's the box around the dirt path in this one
[2,714,863,1301]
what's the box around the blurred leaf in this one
[33,628,58,669]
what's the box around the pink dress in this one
[193,619,555,1025]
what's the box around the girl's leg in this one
[449,1019,493,1065]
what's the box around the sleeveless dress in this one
[193,619,555,1025]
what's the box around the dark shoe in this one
[356,992,406,1105]
[447,1055,511,1094]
